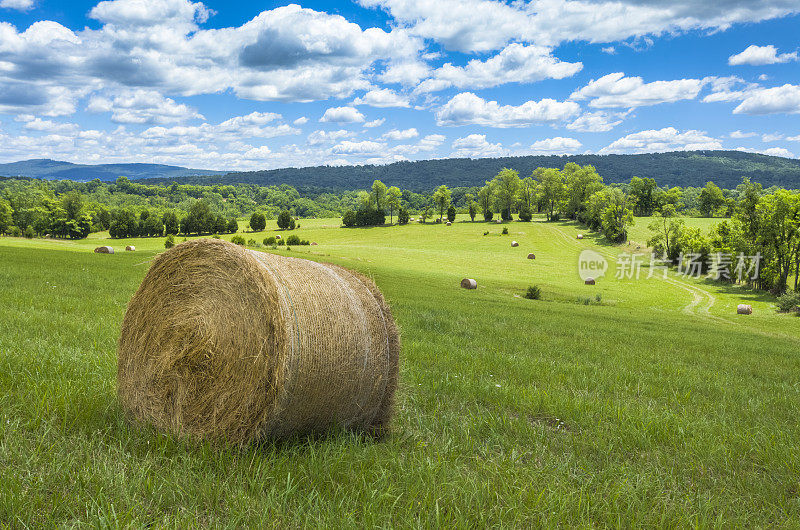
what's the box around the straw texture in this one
[95,246,114,254]
[461,278,477,289]
[117,239,399,445]
[737,304,753,315]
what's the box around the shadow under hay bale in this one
[125,245,136,251]
[585,277,595,285]
[117,239,400,445]
[527,253,535,259]
[94,246,114,254]
[461,278,477,289]
[737,304,753,315]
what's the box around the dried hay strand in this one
[461,278,477,289]
[584,277,596,285]
[737,304,753,315]
[94,246,114,254]
[511,241,519,247]
[117,238,400,445]
[125,245,136,251]
[527,253,536,259]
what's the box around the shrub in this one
[249,212,266,231]
[286,246,291,251]
[483,210,494,222]
[483,231,489,236]
[286,234,301,245]
[164,234,175,249]
[595,293,603,303]
[23,225,34,239]
[231,234,246,246]
[277,239,285,246]
[264,236,276,245]
[524,285,541,300]
[227,217,239,233]
[277,210,295,230]
[447,205,456,223]
[518,206,532,222]
[777,292,800,313]
[247,238,257,246]
[501,227,509,235]
[212,234,221,239]
[301,239,310,245]
[397,208,410,225]
[342,210,357,227]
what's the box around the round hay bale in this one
[410,217,415,222]
[94,246,114,254]
[117,239,399,444]
[275,235,281,240]
[446,221,452,226]
[511,241,519,247]
[737,304,753,315]
[125,245,136,251]
[527,253,536,259]
[584,277,595,285]
[311,242,318,246]
[577,234,584,240]
[495,219,502,224]
[461,278,477,289]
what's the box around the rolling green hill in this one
[143,150,800,191]
[0,159,221,181]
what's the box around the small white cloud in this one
[571,72,707,109]
[451,134,506,157]
[529,137,582,154]
[319,106,365,123]
[330,140,385,155]
[729,130,756,139]
[382,128,418,141]
[437,92,579,128]
[363,118,385,128]
[762,133,784,142]
[353,88,410,108]
[567,111,626,132]
[307,129,352,145]
[733,84,800,115]
[87,89,204,124]
[0,0,34,11]
[729,45,798,66]
[600,127,723,154]
[601,46,616,55]
[293,116,308,125]
[736,146,795,158]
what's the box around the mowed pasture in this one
[1,215,800,526]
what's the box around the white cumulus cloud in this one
[436,92,579,127]
[728,44,798,66]
[319,106,366,123]
[600,127,723,154]
[571,72,707,109]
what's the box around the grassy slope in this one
[1,216,799,526]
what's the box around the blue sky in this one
[0,0,798,170]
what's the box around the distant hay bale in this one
[737,304,753,315]
[577,234,584,240]
[495,219,502,224]
[94,246,114,254]
[125,245,136,251]
[275,235,281,240]
[584,277,595,285]
[311,242,318,245]
[410,217,415,222]
[446,221,452,226]
[511,241,519,247]
[117,239,400,445]
[461,278,477,289]
[527,253,535,259]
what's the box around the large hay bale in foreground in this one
[94,246,114,254]
[118,239,399,444]
[461,278,477,289]
[737,304,753,315]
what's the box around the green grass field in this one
[2,215,799,526]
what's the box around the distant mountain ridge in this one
[3,151,800,191]
[0,159,222,181]
[142,150,800,191]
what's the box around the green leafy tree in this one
[562,163,604,220]
[162,211,180,235]
[490,168,521,220]
[249,211,266,231]
[647,205,685,261]
[534,167,565,221]
[386,186,402,223]
[699,181,725,217]
[432,185,451,222]
[629,176,659,216]
[0,199,12,234]
[447,205,456,222]
[277,210,296,230]
[478,185,493,221]
[397,208,410,225]
[372,180,388,210]
[468,201,478,221]
[227,217,239,233]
